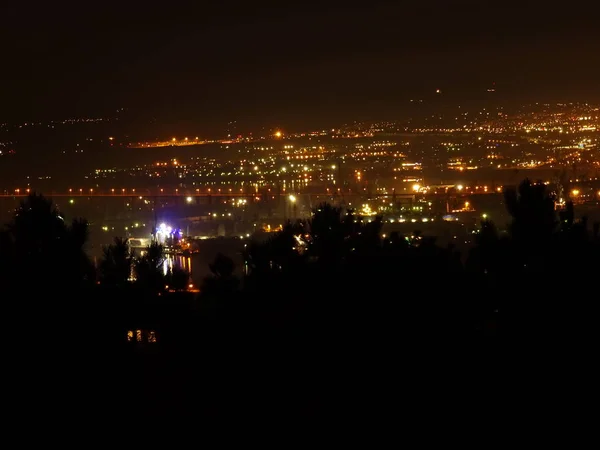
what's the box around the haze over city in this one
[3,1,600,128]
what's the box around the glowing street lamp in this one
[288,194,297,220]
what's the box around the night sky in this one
[2,1,600,131]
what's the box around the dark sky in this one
[2,1,600,131]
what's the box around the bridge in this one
[2,188,280,198]
[0,186,504,198]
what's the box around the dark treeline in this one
[1,178,598,427]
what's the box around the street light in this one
[288,194,297,220]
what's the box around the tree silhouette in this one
[166,265,190,291]
[467,219,507,274]
[209,252,236,278]
[134,241,166,292]
[0,193,94,291]
[307,203,356,264]
[243,221,305,275]
[500,179,562,274]
[505,179,558,242]
[99,237,133,287]
[199,253,240,312]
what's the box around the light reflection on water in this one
[162,255,192,276]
